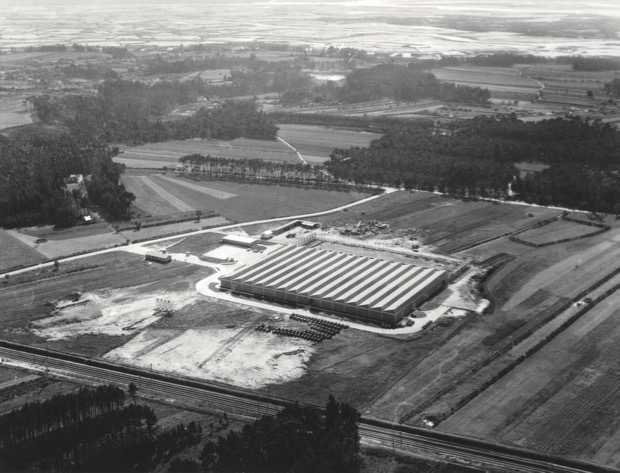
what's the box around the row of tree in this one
[326,115,620,213]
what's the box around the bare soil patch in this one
[0,252,213,357]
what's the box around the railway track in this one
[0,345,616,473]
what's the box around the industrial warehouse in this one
[219,246,447,324]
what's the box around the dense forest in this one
[3,80,277,228]
[0,384,202,472]
[326,116,620,213]
[1,387,360,473]
[338,64,490,104]
[604,79,620,98]
[0,133,132,227]
[33,81,278,143]
[201,395,360,473]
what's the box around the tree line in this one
[0,133,133,227]
[201,395,360,473]
[0,384,203,472]
[5,82,276,228]
[337,64,491,104]
[326,115,620,213]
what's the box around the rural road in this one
[3,188,396,278]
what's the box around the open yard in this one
[123,171,371,222]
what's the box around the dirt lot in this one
[124,172,371,222]
[0,252,213,357]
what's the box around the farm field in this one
[276,124,382,163]
[314,191,562,254]
[273,99,445,118]
[0,95,32,130]
[123,172,371,222]
[431,66,541,95]
[0,229,48,272]
[439,289,620,467]
[516,218,603,245]
[488,226,620,311]
[116,137,299,168]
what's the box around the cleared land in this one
[314,191,561,254]
[0,229,47,272]
[0,252,214,357]
[123,172,371,222]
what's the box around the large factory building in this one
[219,246,447,324]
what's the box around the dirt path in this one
[277,136,308,165]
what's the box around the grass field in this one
[123,172,371,222]
[0,229,47,272]
[116,126,381,168]
[516,219,602,245]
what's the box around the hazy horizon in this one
[2,0,619,56]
